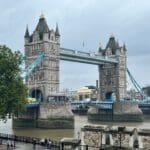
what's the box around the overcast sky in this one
[0,0,150,91]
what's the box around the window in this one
[51,36,54,41]
[51,45,54,49]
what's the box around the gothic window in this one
[51,45,54,50]
[35,45,37,50]
[51,36,54,41]
[39,34,43,40]
[39,74,42,80]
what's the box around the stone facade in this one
[24,16,127,102]
[39,102,73,119]
[98,35,127,101]
[82,125,150,149]
[24,14,60,101]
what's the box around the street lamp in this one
[100,129,103,149]
[118,126,125,149]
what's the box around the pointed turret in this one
[98,43,103,52]
[24,25,30,38]
[106,35,118,49]
[123,43,127,51]
[116,39,119,48]
[35,14,49,34]
[55,23,60,37]
[106,34,119,55]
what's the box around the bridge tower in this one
[24,14,60,101]
[98,35,127,101]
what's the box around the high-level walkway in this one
[59,47,118,65]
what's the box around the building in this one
[24,14,60,101]
[24,15,127,102]
[77,86,97,100]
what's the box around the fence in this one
[0,132,60,149]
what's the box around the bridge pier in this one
[13,102,74,129]
[88,101,143,122]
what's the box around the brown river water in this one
[0,115,150,149]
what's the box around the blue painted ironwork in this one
[127,68,145,98]
[59,47,118,65]
[71,100,113,110]
[24,52,45,79]
[89,101,113,109]
[25,102,40,107]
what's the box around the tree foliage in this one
[0,45,27,120]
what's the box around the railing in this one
[0,133,60,149]
[90,101,113,109]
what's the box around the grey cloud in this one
[0,0,150,90]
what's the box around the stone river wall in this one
[81,125,150,149]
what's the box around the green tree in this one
[0,45,27,120]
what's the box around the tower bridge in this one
[13,14,144,128]
[24,15,126,102]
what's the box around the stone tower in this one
[24,15,60,101]
[98,35,127,101]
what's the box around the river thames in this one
[0,115,150,149]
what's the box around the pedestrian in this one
[10,141,13,147]
[7,140,10,149]
[13,140,16,147]
[44,138,48,146]
[48,140,52,149]
[33,138,36,148]
[0,139,2,144]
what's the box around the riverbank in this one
[0,115,150,149]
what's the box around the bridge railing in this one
[60,47,76,54]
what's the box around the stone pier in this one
[13,102,74,129]
[88,101,143,122]
[37,102,74,129]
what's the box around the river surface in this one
[0,115,150,149]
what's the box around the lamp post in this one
[119,131,122,149]
[77,131,80,140]
[118,126,125,149]
[100,129,103,149]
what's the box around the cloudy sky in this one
[0,0,150,91]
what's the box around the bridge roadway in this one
[59,47,118,65]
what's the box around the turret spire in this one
[35,14,49,34]
[24,25,30,38]
[40,13,45,19]
[123,43,127,51]
[98,42,103,52]
[55,23,60,36]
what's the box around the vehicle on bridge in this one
[25,97,36,103]
[47,95,69,102]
